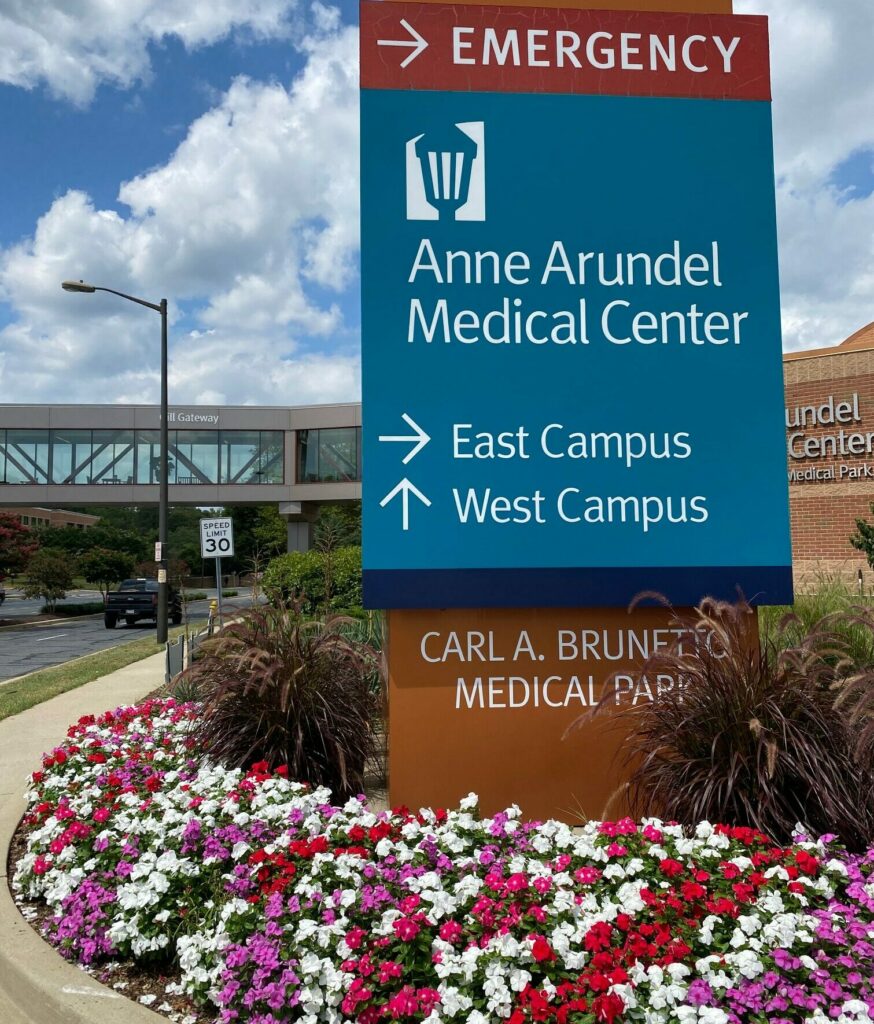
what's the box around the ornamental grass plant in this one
[181,603,383,801]
[584,596,874,851]
[759,571,874,668]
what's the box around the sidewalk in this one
[0,652,166,1023]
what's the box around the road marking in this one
[34,633,67,642]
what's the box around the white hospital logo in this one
[406,121,485,222]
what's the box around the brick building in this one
[784,322,874,588]
[0,507,100,530]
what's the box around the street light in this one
[61,279,171,644]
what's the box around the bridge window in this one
[1,429,50,484]
[296,427,361,483]
[218,430,284,484]
[51,430,93,484]
[172,430,219,484]
[135,431,162,484]
[0,427,285,487]
[91,430,135,484]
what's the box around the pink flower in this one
[378,960,403,984]
[532,876,552,895]
[386,986,419,1018]
[506,872,528,892]
[439,920,463,943]
[345,927,366,950]
[575,866,602,885]
[393,917,420,942]
[93,807,110,824]
[642,824,663,843]
[606,843,628,858]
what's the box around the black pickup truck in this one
[105,579,183,629]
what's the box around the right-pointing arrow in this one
[378,412,431,465]
[380,478,432,531]
[377,19,429,69]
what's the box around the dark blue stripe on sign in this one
[363,567,794,610]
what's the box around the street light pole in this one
[157,298,169,642]
[61,280,171,644]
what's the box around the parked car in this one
[104,578,182,629]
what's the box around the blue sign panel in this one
[361,19,792,610]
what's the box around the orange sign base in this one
[387,606,691,823]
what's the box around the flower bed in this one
[12,698,874,1024]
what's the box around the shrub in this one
[262,547,362,614]
[182,604,383,801]
[581,597,874,851]
[40,601,105,616]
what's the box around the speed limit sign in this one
[200,517,235,558]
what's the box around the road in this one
[0,590,258,683]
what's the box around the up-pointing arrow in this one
[377,19,429,68]
[378,413,431,465]
[380,478,432,532]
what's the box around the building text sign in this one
[388,605,737,820]
[361,1,791,609]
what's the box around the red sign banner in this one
[360,1,771,100]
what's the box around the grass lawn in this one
[0,622,205,722]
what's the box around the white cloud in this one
[0,0,302,105]
[1,0,872,411]
[737,0,874,350]
[0,21,361,405]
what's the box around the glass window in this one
[3,429,50,484]
[318,428,359,482]
[297,430,320,482]
[259,431,284,484]
[220,431,261,483]
[296,428,360,483]
[173,430,218,484]
[135,430,162,484]
[0,430,5,484]
[51,429,93,484]
[90,430,135,485]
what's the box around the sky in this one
[0,0,872,407]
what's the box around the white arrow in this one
[378,413,431,465]
[377,19,429,68]
[380,478,432,531]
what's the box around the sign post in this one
[200,517,234,626]
[360,0,790,818]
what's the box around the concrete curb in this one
[0,654,166,1023]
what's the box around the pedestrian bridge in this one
[0,403,361,549]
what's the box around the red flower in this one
[593,992,625,1023]
[659,858,685,878]
[393,917,420,942]
[531,936,556,962]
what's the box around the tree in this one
[36,523,148,562]
[77,548,136,598]
[0,513,38,580]
[851,505,874,569]
[22,550,74,611]
[314,502,361,550]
